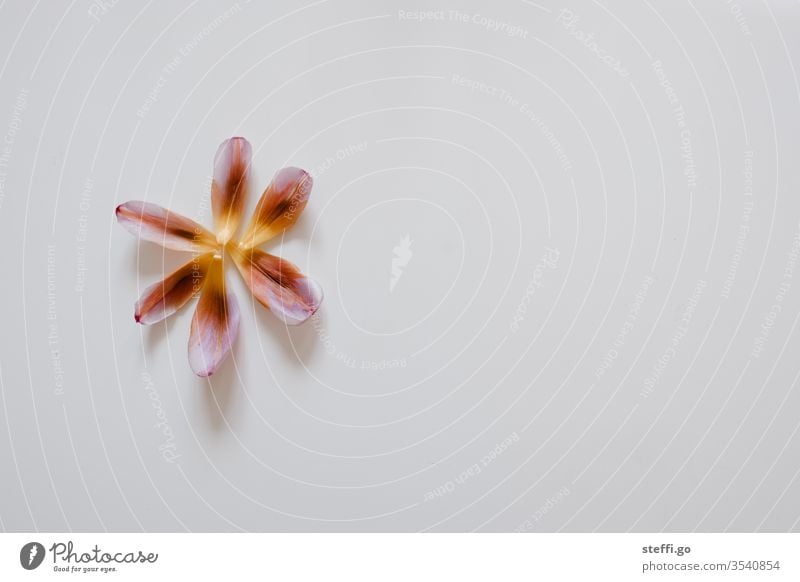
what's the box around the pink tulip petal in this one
[188,257,240,377]
[134,253,212,325]
[231,246,322,325]
[212,137,251,242]
[240,167,312,248]
[116,201,217,252]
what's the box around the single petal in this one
[231,246,322,325]
[116,201,217,252]
[240,167,312,249]
[188,256,240,377]
[134,253,213,325]
[212,137,251,242]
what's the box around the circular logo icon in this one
[20,542,45,570]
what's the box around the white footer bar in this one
[1,533,797,581]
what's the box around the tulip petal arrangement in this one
[116,137,322,377]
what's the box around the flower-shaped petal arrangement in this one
[116,137,322,377]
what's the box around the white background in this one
[1,533,798,580]
[0,0,799,532]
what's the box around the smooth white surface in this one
[0,0,799,531]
